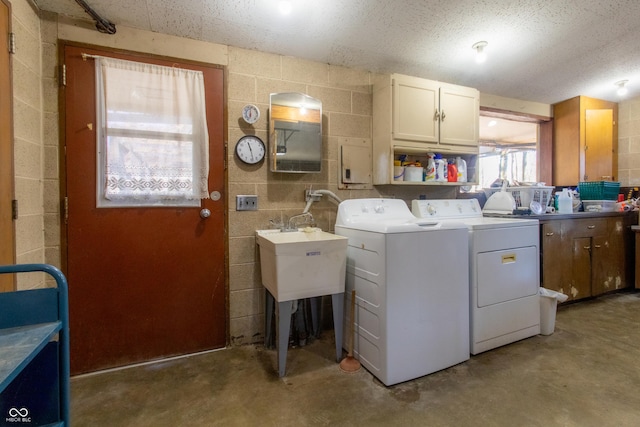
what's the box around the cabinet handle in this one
[601,176,612,179]
[545,232,554,236]
[587,225,595,229]
[434,109,440,121]
[441,110,446,121]
[594,244,602,249]
[584,246,591,250]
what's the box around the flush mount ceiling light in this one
[278,0,292,15]
[615,80,629,97]
[472,41,488,64]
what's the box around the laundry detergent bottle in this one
[447,159,458,182]
[425,154,436,181]
[456,157,467,182]
[434,153,446,182]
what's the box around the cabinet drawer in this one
[572,218,607,237]
[542,222,562,239]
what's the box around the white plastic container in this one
[456,157,467,182]
[404,165,424,182]
[557,188,573,214]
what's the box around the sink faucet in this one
[286,212,315,231]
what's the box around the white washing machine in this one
[335,198,469,386]
[412,199,540,355]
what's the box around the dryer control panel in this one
[412,199,482,220]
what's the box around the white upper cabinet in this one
[392,76,439,142]
[438,82,479,147]
[389,74,479,148]
[372,73,479,185]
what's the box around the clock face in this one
[235,135,265,165]
[241,104,260,124]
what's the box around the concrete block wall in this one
[618,95,640,186]
[226,48,381,345]
[11,0,45,289]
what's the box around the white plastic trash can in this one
[540,288,569,335]
[539,287,568,335]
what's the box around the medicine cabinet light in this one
[615,80,629,97]
[472,41,488,64]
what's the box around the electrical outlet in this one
[236,195,258,211]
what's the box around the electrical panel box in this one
[339,137,372,190]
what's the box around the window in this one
[477,115,539,189]
[94,56,209,207]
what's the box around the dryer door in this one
[476,246,539,307]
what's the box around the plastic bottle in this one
[456,157,467,182]
[557,188,573,214]
[434,153,446,182]
[393,160,404,181]
[424,155,436,181]
[447,159,458,182]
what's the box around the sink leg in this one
[309,296,321,338]
[265,290,275,348]
[277,300,293,377]
[331,293,345,362]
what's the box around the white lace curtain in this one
[95,56,209,205]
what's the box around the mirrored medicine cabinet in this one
[269,92,322,173]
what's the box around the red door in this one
[63,45,226,374]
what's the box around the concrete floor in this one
[71,291,640,426]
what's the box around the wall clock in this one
[235,135,265,165]
[241,104,260,124]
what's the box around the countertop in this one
[484,210,637,221]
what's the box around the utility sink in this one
[256,228,348,302]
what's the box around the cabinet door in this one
[392,75,439,143]
[439,83,479,147]
[571,237,592,300]
[591,235,612,296]
[584,109,613,181]
[541,222,570,294]
[592,217,630,295]
[636,232,640,289]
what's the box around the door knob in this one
[200,208,211,219]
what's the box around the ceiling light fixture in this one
[278,1,292,15]
[615,80,629,97]
[472,41,488,64]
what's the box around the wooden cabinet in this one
[540,221,566,293]
[635,230,640,289]
[592,217,633,295]
[540,214,634,302]
[552,96,618,186]
[372,73,479,185]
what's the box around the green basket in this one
[578,181,620,201]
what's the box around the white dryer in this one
[412,199,540,355]
[335,198,469,386]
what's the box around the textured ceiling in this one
[33,0,640,104]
